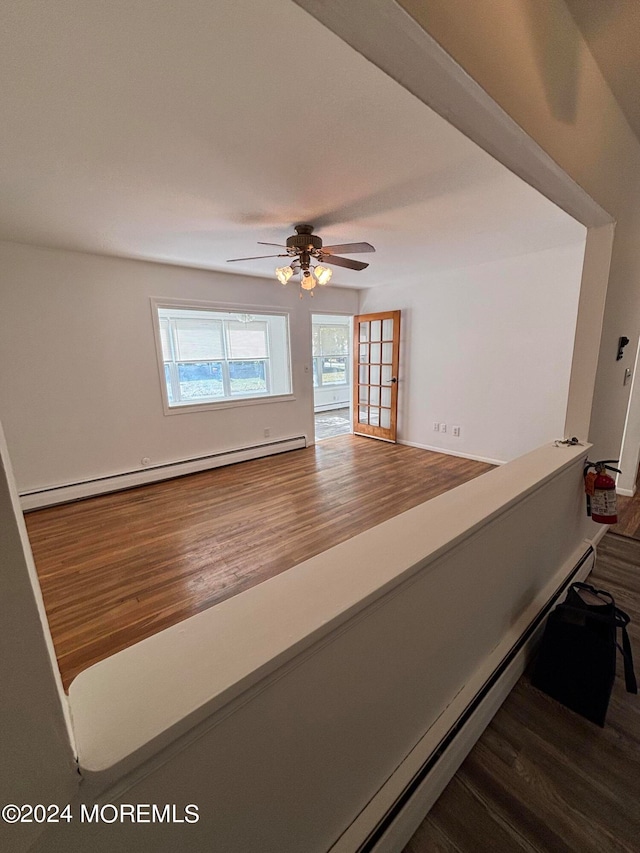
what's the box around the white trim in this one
[20,436,307,510]
[150,298,295,415]
[616,486,636,498]
[314,402,350,413]
[330,542,596,853]
[163,393,296,416]
[398,439,505,467]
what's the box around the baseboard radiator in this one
[20,435,307,510]
[354,545,596,853]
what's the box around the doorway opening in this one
[312,313,353,441]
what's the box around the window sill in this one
[163,393,296,415]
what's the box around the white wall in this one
[0,242,359,494]
[359,243,585,463]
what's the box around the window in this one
[312,322,350,388]
[156,305,292,408]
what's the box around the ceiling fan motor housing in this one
[286,224,322,254]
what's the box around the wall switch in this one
[452,425,461,437]
[433,422,440,432]
[624,368,632,386]
[440,423,447,433]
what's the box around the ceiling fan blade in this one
[257,242,288,248]
[324,255,369,271]
[321,242,375,254]
[226,254,289,262]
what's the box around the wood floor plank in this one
[403,531,640,853]
[24,435,493,690]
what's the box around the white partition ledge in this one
[69,441,589,780]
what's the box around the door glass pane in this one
[370,342,381,363]
[359,365,369,384]
[359,343,369,363]
[369,407,380,426]
[359,322,370,342]
[370,364,380,385]
[370,386,380,406]
[358,406,369,424]
[370,319,382,342]
[382,318,394,340]
[381,386,391,407]
[359,386,369,404]
[382,365,392,384]
[382,342,393,364]
[381,408,391,429]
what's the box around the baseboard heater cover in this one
[350,545,595,853]
[20,436,307,510]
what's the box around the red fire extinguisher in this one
[584,460,621,524]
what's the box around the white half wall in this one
[0,242,359,494]
[359,242,586,463]
[26,443,596,853]
[0,420,78,853]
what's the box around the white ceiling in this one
[0,0,585,289]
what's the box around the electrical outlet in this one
[433,422,440,432]
[264,428,270,438]
[452,425,461,437]
[440,423,447,433]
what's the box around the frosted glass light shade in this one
[301,269,316,290]
[314,265,332,285]
[275,265,293,285]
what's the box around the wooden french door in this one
[353,310,400,442]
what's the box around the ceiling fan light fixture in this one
[275,265,293,285]
[301,269,316,290]
[314,265,332,285]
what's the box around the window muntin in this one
[157,307,291,407]
[312,323,349,388]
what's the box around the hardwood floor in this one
[611,492,640,540]
[404,531,640,853]
[24,435,493,690]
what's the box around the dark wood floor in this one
[24,435,493,690]
[404,532,640,853]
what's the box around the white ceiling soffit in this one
[0,0,585,289]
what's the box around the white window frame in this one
[312,320,350,389]
[151,298,295,415]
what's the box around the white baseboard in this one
[315,403,350,413]
[397,439,505,467]
[329,543,595,853]
[20,436,307,510]
[616,486,636,497]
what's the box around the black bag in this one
[532,582,637,726]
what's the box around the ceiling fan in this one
[227,224,375,295]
